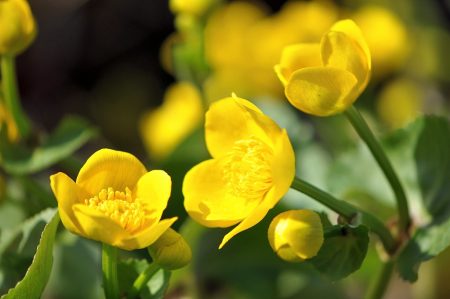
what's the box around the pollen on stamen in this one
[85,187,146,232]
[222,137,273,201]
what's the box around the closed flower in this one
[0,0,37,55]
[183,96,295,248]
[50,148,177,250]
[268,210,324,262]
[275,19,371,116]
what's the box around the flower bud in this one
[147,228,192,270]
[268,210,324,262]
[0,0,37,55]
[170,0,218,17]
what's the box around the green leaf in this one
[414,116,450,221]
[118,259,170,299]
[0,116,97,175]
[309,225,369,281]
[1,210,59,299]
[397,116,450,282]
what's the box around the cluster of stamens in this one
[222,137,273,201]
[85,187,146,232]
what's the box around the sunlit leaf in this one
[1,210,59,299]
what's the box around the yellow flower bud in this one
[0,0,37,55]
[148,228,192,270]
[268,210,324,262]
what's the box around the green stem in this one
[364,260,394,299]
[128,262,160,299]
[344,105,410,234]
[102,244,119,299]
[1,55,30,139]
[291,177,397,254]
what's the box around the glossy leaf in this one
[0,116,97,175]
[1,210,59,299]
[309,225,369,281]
[397,116,450,282]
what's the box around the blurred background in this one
[4,0,450,298]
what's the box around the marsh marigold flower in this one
[275,19,371,116]
[183,96,295,248]
[50,149,177,250]
[268,210,323,262]
[0,0,37,55]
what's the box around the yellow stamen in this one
[222,137,273,201]
[85,187,146,232]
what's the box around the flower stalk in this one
[1,55,31,139]
[102,243,120,299]
[344,105,410,234]
[364,260,394,299]
[128,263,160,299]
[291,177,397,254]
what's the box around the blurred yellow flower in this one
[50,149,177,250]
[0,0,37,55]
[203,0,339,100]
[275,19,371,116]
[353,5,410,78]
[140,82,203,161]
[268,210,323,262]
[376,77,423,130]
[183,96,295,248]
[148,228,192,270]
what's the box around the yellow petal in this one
[269,129,295,201]
[76,148,147,196]
[322,20,371,88]
[285,67,358,116]
[183,159,259,227]
[329,19,371,70]
[50,172,87,235]
[136,170,172,220]
[205,97,280,157]
[219,201,272,249]
[119,217,178,250]
[72,203,130,247]
[275,43,322,85]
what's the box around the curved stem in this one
[1,55,30,139]
[344,105,410,234]
[364,260,394,299]
[102,244,119,299]
[291,177,397,254]
[128,262,160,299]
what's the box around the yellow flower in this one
[183,96,295,248]
[353,6,409,78]
[275,19,371,116]
[148,228,192,270]
[268,210,323,262]
[140,82,203,161]
[170,0,218,17]
[50,149,177,250]
[0,0,37,55]
[376,77,423,130]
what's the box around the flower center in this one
[85,187,146,233]
[222,137,273,201]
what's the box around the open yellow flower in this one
[268,210,323,262]
[50,149,177,250]
[0,0,37,55]
[183,96,295,248]
[275,19,371,116]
